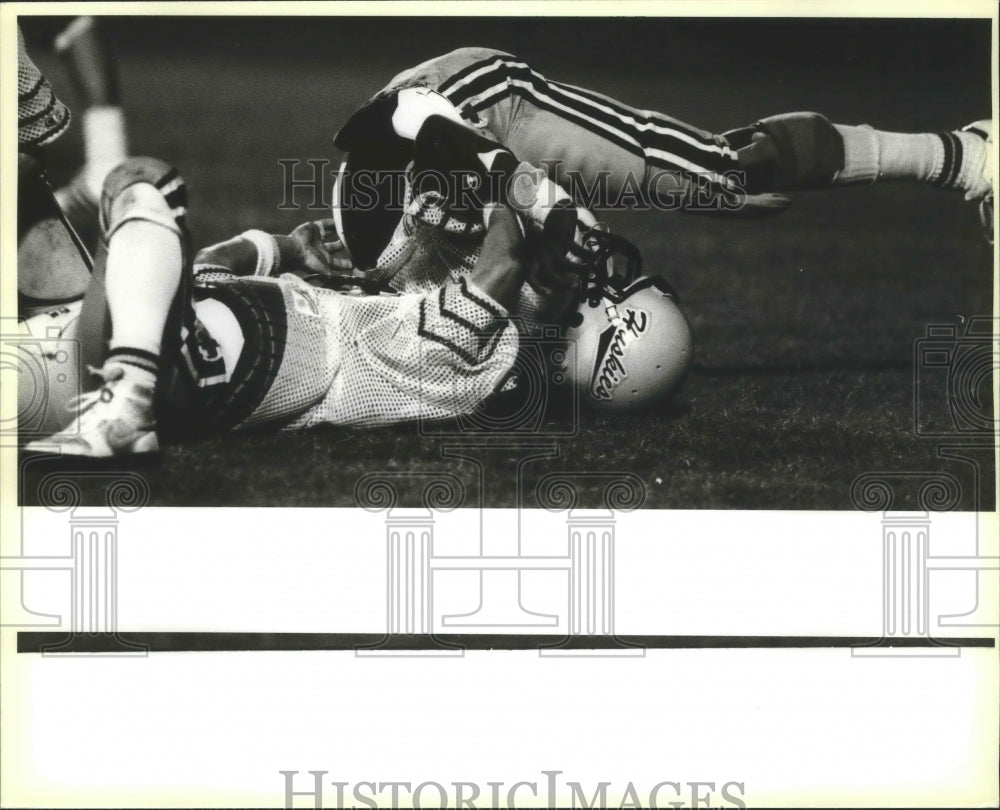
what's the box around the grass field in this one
[18,17,995,509]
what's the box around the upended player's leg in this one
[728,113,991,194]
[839,119,993,241]
[26,158,188,456]
[340,48,993,246]
[726,113,993,239]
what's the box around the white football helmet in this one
[562,275,693,413]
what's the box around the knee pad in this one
[726,112,845,191]
[100,157,187,240]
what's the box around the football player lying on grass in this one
[23,43,992,331]
[23,156,675,458]
[28,43,993,331]
[331,47,994,306]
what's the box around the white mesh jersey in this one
[219,273,517,429]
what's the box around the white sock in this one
[950,129,990,198]
[82,106,129,200]
[105,219,182,366]
[832,124,988,195]
[833,125,945,185]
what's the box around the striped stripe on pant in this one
[436,52,742,208]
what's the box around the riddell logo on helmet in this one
[589,307,649,400]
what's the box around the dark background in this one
[22,16,989,70]
[19,16,995,508]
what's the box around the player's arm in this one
[465,205,526,310]
[329,203,533,426]
[192,219,352,280]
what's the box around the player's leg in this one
[432,52,746,213]
[342,47,735,211]
[22,156,339,453]
[26,157,190,456]
[17,24,91,316]
[52,16,130,249]
[834,119,993,242]
[77,157,189,386]
[334,48,697,273]
[725,113,993,239]
[728,114,991,193]
[435,52,992,228]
